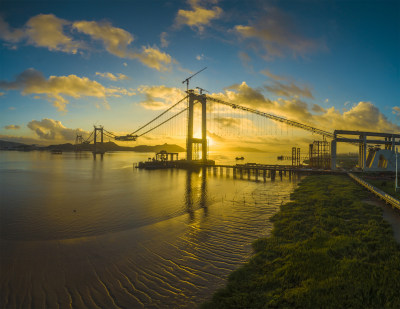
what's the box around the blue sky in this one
[0,0,399,149]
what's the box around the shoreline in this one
[202,174,400,308]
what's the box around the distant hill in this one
[0,140,26,148]
[131,143,185,153]
[0,140,38,150]
[0,140,185,153]
[73,141,185,152]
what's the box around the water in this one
[0,151,299,309]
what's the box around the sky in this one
[0,0,399,152]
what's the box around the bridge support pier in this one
[271,170,276,181]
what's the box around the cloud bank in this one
[27,118,89,141]
[211,82,400,133]
[0,68,135,111]
[0,14,174,71]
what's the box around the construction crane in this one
[196,87,209,95]
[182,67,207,91]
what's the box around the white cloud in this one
[234,7,323,59]
[160,32,169,48]
[0,68,135,111]
[26,14,82,53]
[73,20,133,57]
[175,0,222,33]
[129,46,173,71]
[4,124,20,130]
[0,15,175,71]
[138,85,185,110]
[0,16,25,42]
[95,72,130,81]
[27,118,89,141]
[393,106,400,119]
[265,81,313,99]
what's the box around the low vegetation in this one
[362,177,400,200]
[202,175,400,308]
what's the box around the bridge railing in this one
[348,173,400,210]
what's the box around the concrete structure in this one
[155,150,179,162]
[331,130,400,171]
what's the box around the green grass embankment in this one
[202,175,400,308]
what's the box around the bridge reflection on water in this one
[0,151,300,308]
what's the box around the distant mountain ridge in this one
[0,140,185,152]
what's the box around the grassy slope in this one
[202,175,400,308]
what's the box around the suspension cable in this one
[84,131,94,143]
[131,96,188,135]
[206,95,334,138]
[138,108,188,137]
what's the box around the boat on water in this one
[51,149,62,154]
[235,156,244,160]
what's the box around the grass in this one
[201,175,400,308]
[362,178,400,200]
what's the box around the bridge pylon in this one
[186,90,208,163]
[93,125,105,155]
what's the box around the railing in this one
[348,173,400,210]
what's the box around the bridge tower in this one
[186,90,207,163]
[93,125,105,154]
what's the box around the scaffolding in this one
[309,140,331,169]
[291,147,301,167]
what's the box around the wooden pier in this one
[136,159,345,182]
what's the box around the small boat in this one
[51,149,62,154]
[235,156,244,160]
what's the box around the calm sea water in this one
[0,151,300,309]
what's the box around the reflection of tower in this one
[185,171,195,221]
[184,169,208,222]
[199,167,208,215]
[186,90,207,163]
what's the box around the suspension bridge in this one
[76,88,400,172]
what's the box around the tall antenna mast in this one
[182,67,207,92]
